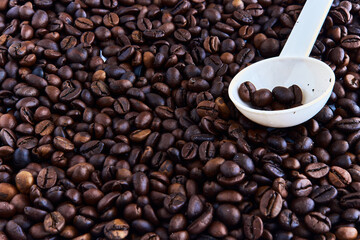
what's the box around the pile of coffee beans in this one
[0,0,360,239]
[238,81,303,110]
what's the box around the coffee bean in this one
[238,81,256,102]
[311,185,338,204]
[187,203,213,235]
[279,209,299,230]
[43,211,65,234]
[328,166,352,188]
[335,227,358,240]
[305,162,330,179]
[35,120,54,136]
[196,101,219,118]
[0,183,17,201]
[243,214,263,239]
[0,128,16,148]
[143,29,165,39]
[37,167,57,189]
[260,190,282,218]
[252,89,273,107]
[104,219,129,240]
[291,197,315,215]
[272,86,295,104]
[341,35,360,49]
[304,212,331,234]
[292,178,312,197]
[5,220,26,240]
[15,171,33,194]
[164,193,186,214]
[53,136,74,152]
[80,140,104,158]
[0,201,15,218]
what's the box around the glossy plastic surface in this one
[228,57,335,127]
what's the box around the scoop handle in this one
[280,0,333,57]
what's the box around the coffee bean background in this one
[0,0,359,239]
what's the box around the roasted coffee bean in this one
[292,178,312,197]
[279,209,299,230]
[196,101,219,118]
[243,214,263,240]
[238,81,256,102]
[164,193,186,214]
[43,211,65,234]
[291,197,315,215]
[336,117,360,131]
[5,220,26,240]
[260,190,282,218]
[341,35,360,49]
[252,89,273,108]
[272,86,295,104]
[15,171,33,194]
[53,136,74,152]
[187,203,213,235]
[80,140,104,158]
[304,212,331,234]
[328,166,352,188]
[104,219,129,240]
[37,167,57,189]
[0,128,16,148]
[305,162,330,179]
[311,185,338,204]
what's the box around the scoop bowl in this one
[228,56,335,128]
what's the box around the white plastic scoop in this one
[228,0,335,128]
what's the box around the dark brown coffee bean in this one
[0,201,15,218]
[181,142,198,161]
[187,203,213,235]
[259,190,282,218]
[75,17,94,30]
[328,166,352,188]
[233,9,253,24]
[336,117,360,132]
[243,214,263,240]
[60,36,77,50]
[143,29,165,40]
[278,209,299,230]
[53,136,74,152]
[304,212,331,234]
[292,178,312,197]
[216,203,240,226]
[5,220,26,240]
[104,219,129,240]
[305,163,330,179]
[35,120,54,136]
[43,211,65,234]
[238,81,256,102]
[80,140,104,158]
[311,185,338,204]
[164,193,186,214]
[203,36,220,53]
[37,167,57,189]
[341,35,360,49]
[196,101,219,118]
[252,89,273,107]
[0,128,16,148]
[25,74,47,89]
[114,97,130,115]
[272,86,295,104]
